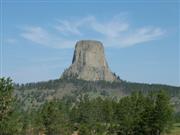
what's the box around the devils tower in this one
[61,40,118,81]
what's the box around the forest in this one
[0,77,180,135]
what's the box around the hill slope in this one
[14,78,180,111]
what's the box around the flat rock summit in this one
[61,40,118,81]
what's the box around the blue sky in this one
[1,0,179,86]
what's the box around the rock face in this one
[61,40,118,81]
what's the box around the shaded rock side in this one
[61,40,118,81]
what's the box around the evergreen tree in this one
[40,100,72,135]
[0,77,23,135]
[151,91,173,135]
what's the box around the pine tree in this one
[0,77,23,134]
[152,91,173,135]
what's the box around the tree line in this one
[14,77,180,97]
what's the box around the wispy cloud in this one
[106,27,165,47]
[55,20,82,35]
[55,16,129,38]
[121,27,164,46]
[21,26,75,48]
[21,27,48,45]
[55,16,95,36]
[20,15,166,48]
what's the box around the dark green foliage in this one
[152,91,174,134]
[39,100,72,135]
[112,91,173,135]
[0,77,23,135]
[0,77,13,120]
[174,112,180,123]
[69,91,173,135]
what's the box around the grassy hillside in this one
[14,78,180,111]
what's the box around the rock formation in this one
[61,40,119,81]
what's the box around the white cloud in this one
[55,16,129,38]
[21,27,48,44]
[55,16,95,36]
[20,15,165,48]
[55,20,82,35]
[111,27,165,47]
[21,26,75,48]
[90,17,129,38]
